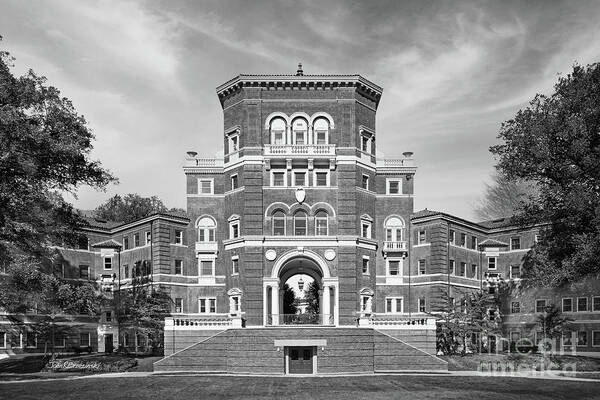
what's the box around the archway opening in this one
[277,256,323,325]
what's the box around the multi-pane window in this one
[80,333,90,347]
[449,260,455,275]
[449,230,455,244]
[578,297,588,312]
[200,260,214,277]
[459,262,467,277]
[270,118,286,145]
[471,264,477,278]
[0,332,6,348]
[104,257,112,270]
[174,260,183,275]
[417,230,426,244]
[292,118,307,145]
[536,299,547,313]
[272,211,286,235]
[361,222,371,238]
[361,135,370,153]
[123,236,129,250]
[594,297,600,312]
[510,265,521,279]
[315,171,328,187]
[175,230,184,244]
[313,118,329,144]
[315,211,328,236]
[272,171,286,187]
[145,231,151,245]
[232,257,239,275]
[294,211,307,236]
[362,257,369,274]
[231,174,239,190]
[79,265,89,279]
[563,298,573,312]
[511,302,521,313]
[386,297,403,313]
[230,221,240,239]
[385,217,404,243]
[175,298,183,313]
[388,260,400,276]
[593,331,600,347]
[487,257,497,270]
[134,233,140,247]
[578,331,588,346]
[124,264,129,279]
[460,233,467,247]
[387,180,401,194]
[293,171,307,187]
[471,236,478,250]
[197,217,216,242]
[361,175,369,190]
[511,237,521,250]
[418,298,426,313]
[199,298,216,314]
[199,179,213,194]
[418,259,426,275]
[228,135,238,153]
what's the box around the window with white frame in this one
[362,256,369,274]
[199,298,216,314]
[386,297,403,313]
[271,170,286,187]
[314,170,329,187]
[594,296,600,312]
[315,210,328,236]
[448,260,455,275]
[25,332,36,348]
[418,259,426,275]
[174,230,184,245]
[385,216,404,243]
[360,294,372,314]
[197,216,216,242]
[293,170,307,187]
[388,259,401,276]
[174,298,183,313]
[361,221,371,239]
[313,118,329,144]
[272,210,286,236]
[471,236,478,250]
[361,134,371,154]
[0,331,5,348]
[459,262,467,277]
[509,265,521,279]
[417,230,426,244]
[536,299,547,313]
[79,333,90,347]
[270,118,286,145]
[145,231,151,245]
[199,259,215,277]
[104,257,112,270]
[79,265,89,279]
[361,174,369,190]
[449,229,455,244]
[460,233,467,247]
[123,236,129,250]
[387,179,401,195]
[563,298,573,312]
[228,133,239,154]
[232,256,239,275]
[292,118,308,145]
[578,331,588,346]
[230,174,239,190]
[134,233,140,247]
[593,331,600,347]
[487,257,497,270]
[230,295,241,315]
[511,301,521,313]
[174,259,183,275]
[471,264,477,278]
[229,219,240,239]
[578,297,588,312]
[511,236,521,250]
[294,211,308,236]
[418,298,426,313]
[198,179,213,194]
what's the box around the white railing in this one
[264,144,336,156]
[185,157,224,167]
[360,314,437,329]
[377,158,414,167]
[383,241,408,252]
[165,315,235,330]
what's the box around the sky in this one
[2,0,600,221]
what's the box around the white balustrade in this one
[264,144,336,156]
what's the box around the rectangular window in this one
[511,237,521,250]
[199,298,216,314]
[471,264,477,278]
[388,260,400,276]
[361,174,369,190]
[510,331,521,344]
[487,257,497,270]
[361,222,371,239]
[174,230,183,245]
[79,333,90,347]
[418,259,426,275]
[106,311,112,322]
[231,174,239,190]
[362,257,369,274]
[54,336,65,348]
[417,230,426,245]
[294,131,305,145]
[511,302,521,313]
[594,297,600,312]
[79,265,89,280]
[471,236,478,250]
[134,233,140,247]
[536,299,547,313]
[449,260,455,275]
[593,331,600,347]
[0,332,5,349]
[578,331,588,346]
[230,222,239,239]
[232,258,239,275]
[578,297,588,312]
[272,171,286,187]
[563,298,573,312]
[460,233,467,247]
[361,136,370,153]
[229,135,238,153]
[316,131,327,145]
[273,216,285,236]
[418,298,426,313]
[199,179,213,194]
[387,180,400,194]
[174,260,183,275]
[124,264,129,279]
[315,217,328,236]
[293,171,306,187]
[448,229,455,244]
[145,231,151,245]
[294,216,307,236]
[25,332,37,348]
[510,265,521,279]
[78,236,89,250]
[200,260,214,276]
[315,171,328,187]
[385,297,403,313]
[175,298,183,314]
[273,131,284,145]
[123,236,129,250]
[104,257,112,270]
[459,262,466,277]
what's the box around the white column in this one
[263,285,269,326]
[271,285,279,326]
[322,285,331,325]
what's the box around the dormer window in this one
[292,118,307,145]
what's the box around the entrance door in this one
[104,334,114,353]
[288,346,313,374]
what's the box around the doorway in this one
[104,334,114,353]
[288,346,314,374]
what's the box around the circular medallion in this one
[265,249,277,261]
[324,249,336,261]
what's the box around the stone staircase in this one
[154,327,447,374]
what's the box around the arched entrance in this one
[263,250,338,326]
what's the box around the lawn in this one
[0,375,599,399]
[441,353,600,372]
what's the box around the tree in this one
[94,194,185,223]
[490,63,600,286]
[282,283,298,315]
[474,173,538,220]
[536,304,572,342]
[304,281,320,315]
[0,40,116,265]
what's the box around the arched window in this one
[270,118,286,145]
[294,211,307,236]
[384,216,405,243]
[272,210,286,236]
[292,118,308,145]
[315,210,328,236]
[197,216,216,242]
[313,118,329,145]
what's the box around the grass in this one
[441,353,600,372]
[0,375,599,399]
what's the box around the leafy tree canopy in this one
[0,38,116,264]
[490,63,600,286]
[474,173,538,221]
[94,193,185,223]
